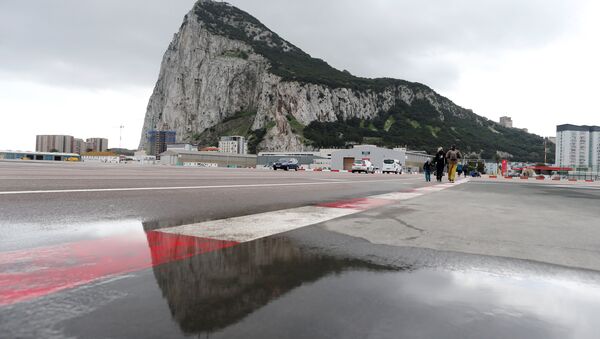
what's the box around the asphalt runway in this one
[1,161,600,338]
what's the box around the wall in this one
[331,146,407,171]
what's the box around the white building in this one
[555,124,600,170]
[82,155,120,164]
[167,143,196,151]
[133,150,156,164]
[331,145,432,172]
[218,136,247,154]
[499,116,513,128]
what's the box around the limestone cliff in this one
[140,0,549,161]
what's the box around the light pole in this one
[119,125,125,149]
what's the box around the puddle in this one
[148,236,600,339]
[0,219,144,252]
[2,225,600,338]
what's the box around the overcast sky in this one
[1,0,598,151]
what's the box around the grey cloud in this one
[0,0,584,91]
[229,0,582,89]
[0,0,196,88]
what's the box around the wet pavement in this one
[2,226,600,338]
[2,163,600,338]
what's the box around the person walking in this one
[457,163,463,177]
[463,163,470,177]
[434,147,446,182]
[445,145,462,183]
[423,159,432,182]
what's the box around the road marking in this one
[0,232,237,306]
[0,178,468,305]
[159,206,361,243]
[157,178,470,243]
[371,192,424,200]
[317,197,394,210]
[469,181,600,190]
[0,179,414,195]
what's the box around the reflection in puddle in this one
[150,236,392,334]
[1,219,145,252]
[150,236,600,339]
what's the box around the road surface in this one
[1,161,600,338]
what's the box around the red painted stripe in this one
[317,197,393,210]
[0,231,237,306]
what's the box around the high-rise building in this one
[73,138,87,154]
[555,124,600,170]
[35,135,74,153]
[85,138,109,152]
[218,136,248,154]
[146,130,177,157]
[499,116,513,128]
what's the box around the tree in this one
[49,148,59,153]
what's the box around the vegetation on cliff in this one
[191,1,550,162]
[304,99,552,162]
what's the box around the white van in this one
[382,159,402,174]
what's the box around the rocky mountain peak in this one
[139,0,550,162]
[193,0,299,54]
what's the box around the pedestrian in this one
[445,145,462,183]
[423,159,432,182]
[463,163,470,177]
[434,147,446,182]
[457,163,463,177]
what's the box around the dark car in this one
[273,158,299,171]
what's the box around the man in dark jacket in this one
[434,147,446,182]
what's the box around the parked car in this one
[352,160,375,174]
[382,159,402,174]
[273,158,299,171]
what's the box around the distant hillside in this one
[140,0,550,162]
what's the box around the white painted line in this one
[158,206,361,242]
[156,178,471,243]
[0,179,413,195]
[371,192,424,200]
